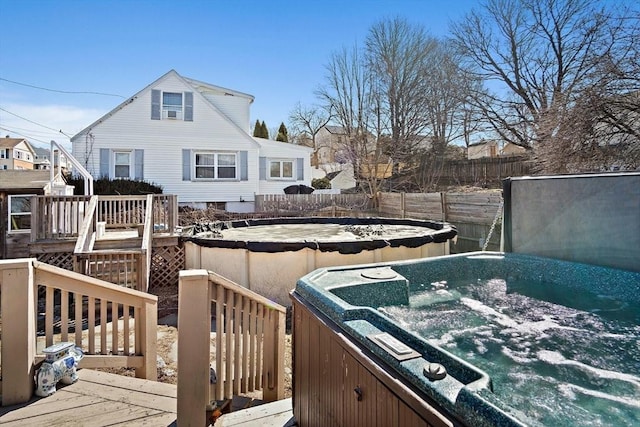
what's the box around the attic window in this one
[163,92,183,119]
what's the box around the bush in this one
[66,175,163,195]
[312,177,331,189]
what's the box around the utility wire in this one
[0,77,126,98]
[0,125,51,145]
[0,107,64,133]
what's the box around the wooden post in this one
[262,308,286,402]
[177,270,211,426]
[135,299,157,380]
[1,259,36,405]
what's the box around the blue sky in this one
[0,0,479,148]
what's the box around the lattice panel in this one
[150,244,184,292]
[36,252,74,271]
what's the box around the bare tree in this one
[365,17,437,164]
[317,44,393,199]
[288,103,332,165]
[451,0,639,173]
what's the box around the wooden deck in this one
[0,369,177,426]
[215,398,294,427]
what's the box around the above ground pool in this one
[185,217,456,305]
[292,252,640,427]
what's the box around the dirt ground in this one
[97,316,294,400]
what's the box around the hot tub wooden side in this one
[291,292,461,427]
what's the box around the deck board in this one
[0,370,177,427]
[215,398,294,426]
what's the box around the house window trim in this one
[193,151,239,181]
[8,194,34,234]
[162,91,183,120]
[113,150,133,180]
[268,159,295,180]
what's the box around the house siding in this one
[200,92,251,133]
[72,70,311,206]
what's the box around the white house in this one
[71,70,312,211]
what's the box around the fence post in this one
[0,260,36,405]
[440,192,448,222]
[177,269,211,426]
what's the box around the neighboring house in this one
[33,146,70,171]
[0,136,36,170]
[501,142,528,157]
[315,125,349,167]
[33,147,51,170]
[71,70,312,211]
[0,170,69,258]
[468,140,499,159]
[326,165,356,191]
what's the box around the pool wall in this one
[504,172,640,272]
[184,217,456,305]
[292,251,640,427]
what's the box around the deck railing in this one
[177,270,286,426]
[31,195,92,241]
[0,258,157,406]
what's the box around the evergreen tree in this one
[252,119,262,137]
[276,122,289,142]
[260,121,269,138]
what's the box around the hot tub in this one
[184,217,456,305]
[291,252,640,426]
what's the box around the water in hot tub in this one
[379,278,640,426]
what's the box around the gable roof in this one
[1,137,33,151]
[71,69,258,147]
[0,170,61,191]
[253,137,313,153]
[325,125,346,134]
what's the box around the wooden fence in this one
[255,193,373,216]
[439,156,532,187]
[379,191,503,252]
[255,192,503,253]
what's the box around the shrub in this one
[67,175,163,195]
[312,177,331,189]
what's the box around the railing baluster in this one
[100,298,107,354]
[112,301,119,355]
[256,303,263,389]
[75,293,83,345]
[60,289,69,342]
[242,296,250,393]
[88,296,95,354]
[224,289,234,398]
[123,304,130,355]
[248,299,257,391]
[45,286,54,347]
[215,285,224,401]
[234,294,242,395]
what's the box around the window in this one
[269,160,294,179]
[194,152,237,179]
[163,92,183,119]
[0,148,8,159]
[9,195,33,233]
[114,151,132,179]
